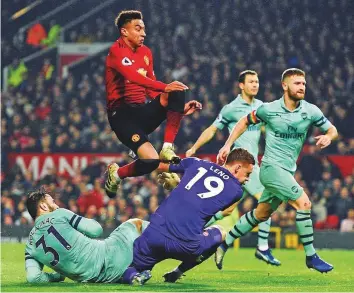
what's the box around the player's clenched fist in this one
[157,172,180,191]
[164,81,189,92]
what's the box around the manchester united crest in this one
[132,134,140,142]
[144,55,149,66]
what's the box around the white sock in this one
[258,244,269,251]
[163,142,173,149]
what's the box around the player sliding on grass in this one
[104,10,201,198]
[215,68,337,273]
[186,70,280,266]
[122,148,255,284]
[24,187,151,284]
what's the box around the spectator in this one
[312,195,328,224]
[7,59,27,88]
[40,59,54,81]
[26,23,47,47]
[332,178,343,198]
[314,171,332,196]
[35,98,52,120]
[334,187,354,221]
[41,20,61,47]
[340,209,354,232]
[77,183,104,214]
[323,188,337,216]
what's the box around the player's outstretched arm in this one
[186,125,218,157]
[158,157,199,174]
[25,257,65,283]
[218,116,249,164]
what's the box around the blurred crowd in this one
[1,0,354,231]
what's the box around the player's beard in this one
[48,204,59,212]
[287,88,305,101]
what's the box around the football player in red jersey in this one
[104,10,202,198]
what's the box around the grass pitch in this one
[1,243,354,292]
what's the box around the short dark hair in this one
[238,70,258,83]
[115,10,143,30]
[26,187,47,220]
[226,148,255,166]
[281,68,305,82]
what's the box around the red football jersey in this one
[105,38,166,110]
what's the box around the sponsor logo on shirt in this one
[274,125,305,139]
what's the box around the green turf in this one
[2,243,354,292]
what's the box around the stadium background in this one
[1,0,354,250]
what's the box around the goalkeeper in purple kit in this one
[123,148,255,284]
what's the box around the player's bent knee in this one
[255,213,269,222]
[220,229,227,241]
[207,224,226,241]
[298,199,312,210]
[255,204,273,222]
[167,90,187,113]
[137,142,159,160]
[292,192,312,210]
[304,200,312,210]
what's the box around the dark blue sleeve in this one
[169,157,200,174]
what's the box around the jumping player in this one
[104,10,201,198]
